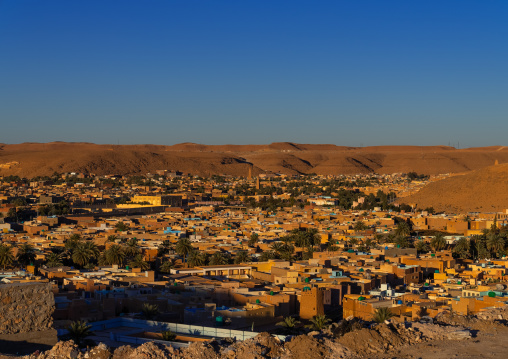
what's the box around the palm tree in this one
[209,252,229,266]
[141,303,159,320]
[67,321,93,347]
[157,240,172,256]
[430,233,446,252]
[187,250,206,267]
[416,239,428,254]
[115,221,129,232]
[45,252,64,268]
[302,246,315,260]
[0,244,14,270]
[104,244,125,266]
[65,235,82,251]
[175,238,193,264]
[159,259,175,273]
[487,234,505,258]
[276,316,301,334]
[248,233,259,247]
[83,241,100,260]
[124,238,140,258]
[259,250,276,261]
[270,242,284,253]
[373,307,394,323]
[395,221,411,238]
[72,243,92,267]
[306,314,331,331]
[17,243,36,267]
[234,250,250,264]
[452,237,470,259]
[364,238,375,250]
[353,221,368,231]
[129,254,150,270]
[474,238,490,260]
[107,235,118,243]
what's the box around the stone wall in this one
[0,282,55,334]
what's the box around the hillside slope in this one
[1,142,508,178]
[400,163,508,213]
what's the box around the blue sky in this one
[1,1,507,147]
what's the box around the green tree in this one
[452,237,470,259]
[373,307,394,323]
[175,238,193,264]
[157,240,172,256]
[430,233,446,252]
[45,252,64,268]
[115,221,129,232]
[17,243,36,267]
[487,234,505,258]
[72,242,93,267]
[248,233,259,247]
[65,235,82,252]
[159,259,175,273]
[276,316,301,334]
[395,221,411,238]
[129,254,150,270]
[209,251,229,266]
[67,321,93,347]
[141,303,159,320]
[187,250,206,267]
[234,250,250,264]
[416,239,429,254]
[353,221,368,231]
[306,314,331,331]
[259,250,276,261]
[0,244,14,270]
[124,238,140,258]
[103,244,125,266]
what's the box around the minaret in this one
[248,166,252,180]
[256,176,260,190]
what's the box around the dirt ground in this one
[375,326,508,359]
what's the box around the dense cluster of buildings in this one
[1,171,508,335]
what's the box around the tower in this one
[299,287,324,319]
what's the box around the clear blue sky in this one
[1,1,507,147]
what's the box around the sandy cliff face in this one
[400,163,508,213]
[1,142,508,178]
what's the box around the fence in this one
[58,317,287,343]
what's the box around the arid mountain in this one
[1,142,508,178]
[400,163,508,213]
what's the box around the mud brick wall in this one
[0,282,55,334]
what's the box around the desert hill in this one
[1,142,508,178]
[400,163,508,213]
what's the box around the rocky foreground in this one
[15,308,508,359]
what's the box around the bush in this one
[161,330,176,341]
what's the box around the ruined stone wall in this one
[0,282,55,334]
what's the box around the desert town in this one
[2,169,508,357]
